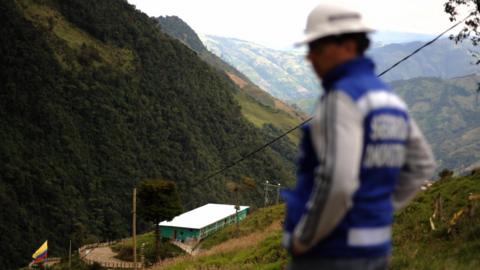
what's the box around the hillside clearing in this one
[157,172,480,269]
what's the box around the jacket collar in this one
[321,56,375,90]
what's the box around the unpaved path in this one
[84,246,125,264]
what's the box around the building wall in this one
[160,208,249,242]
[160,226,200,242]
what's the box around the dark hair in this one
[308,32,370,55]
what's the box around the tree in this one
[137,180,182,261]
[444,0,480,63]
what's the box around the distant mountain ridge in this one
[370,31,436,46]
[200,33,479,172]
[392,74,480,172]
[200,34,319,102]
[200,35,478,107]
[292,74,480,172]
[371,39,478,81]
[156,15,307,144]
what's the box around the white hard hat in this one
[296,4,374,47]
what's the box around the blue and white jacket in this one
[282,57,436,258]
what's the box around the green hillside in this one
[391,75,480,172]
[156,16,305,143]
[200,35,476,107]
[158,204,287,270]
[158,172,480,270]
[0,0,297,268]
[391,171,480,269]
[201,35,319,102]
[295,74,480,173]
[106,205,286,269]
[157,16,207,55]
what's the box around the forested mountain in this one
[290,73,480,173]
[0,0,296,268]
[156,16,207,55]
[200,35,319,102]
[200,35,477,108]
[201,33,479,172]
[392,75,480,172]
[156,15,306,144]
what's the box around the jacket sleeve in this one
[391,119,436,210]
[291,91,363,254]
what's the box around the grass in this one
[234,91,301,143]
[156,204,287,270]
[241,84,276,108]
[157,173,480,270]
[390,171,480,269]
[44,255,90,270]
[38,174,480,269]
[111,231,185,267]
[16,0,135,72]
[200,204,285,250]
[160,231,287,270]
[203,48,306,146]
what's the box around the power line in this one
[378,13,473,77]
[196,117,311,185]
[193,13,473,187]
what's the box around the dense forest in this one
[0,0,296,268]
[157,16,208,55]
[391,75,480,171]
[156,15,305,146]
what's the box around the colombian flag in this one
[32,240,48,263]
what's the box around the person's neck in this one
[321,56,373,90]
[319,54,358,79]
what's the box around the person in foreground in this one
[281,4,436,270]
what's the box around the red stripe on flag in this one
[33,251,47,263]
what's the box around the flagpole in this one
[69,239,72,270]
[133,188,137,270]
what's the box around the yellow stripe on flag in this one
[32,240,48,259]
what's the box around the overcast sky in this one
[127,0,467,49]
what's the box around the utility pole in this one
[133,188,137,270]
[264,181,269,206]
[276,183,281,204]
[234,187,240,233]
[264,181,282,206]
[68,239,72,270]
